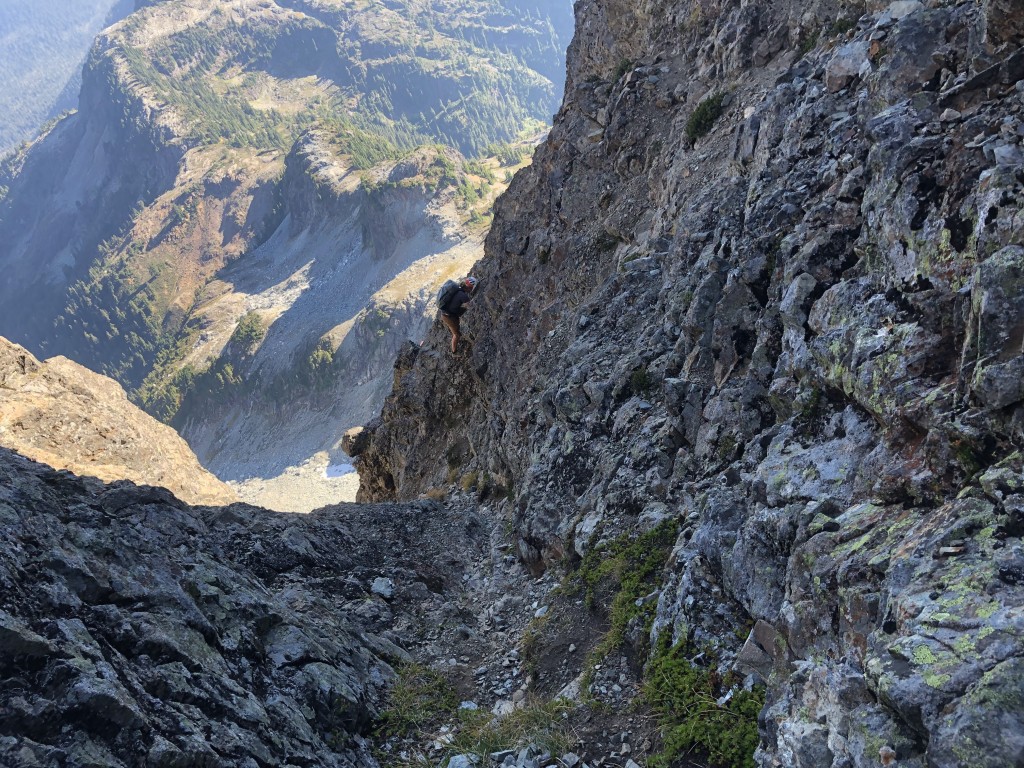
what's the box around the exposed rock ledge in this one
[0,337,235,507]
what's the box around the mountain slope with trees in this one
[0,0,573,501]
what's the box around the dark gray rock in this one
[0,448,486,767]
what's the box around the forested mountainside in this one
[0,0,573,490]
[0,0,132,154]
[354,0,1024,765]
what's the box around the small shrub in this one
[686,93,726,142]
[717,434,738,461]
[477,471,491,497]
[447,699,573,761]
[798,31,819,57]
[613,58,633,82]
[630,366,654,397]
[520,613,551,674]
[424,488,447,501]
[644,637,764,768]
[460,471,479,492]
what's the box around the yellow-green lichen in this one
[977,601,1000,619]
[953,635,976,656]
[923,671,951,689]
[912,645,937,665]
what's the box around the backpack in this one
[436,279,459,312]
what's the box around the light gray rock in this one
[993,143,1024,166]
[825,42,871,92]
[371,577,395,599]
[887,1,923,20]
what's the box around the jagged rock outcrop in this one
[357,0,1024,764]
[0,446,501,767]
[0,337,235,506]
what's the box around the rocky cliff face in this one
[0,446,503,768]
[0,337,235,506]
[356,0,1024,764]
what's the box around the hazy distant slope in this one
[0,0,132,154]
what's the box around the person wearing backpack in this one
[437,276,478,354]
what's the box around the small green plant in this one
[613,59,633,82]
[520,613,551,674]
[798,31,819,57]
[630,366,655,397]
[447,699,574,761]
[461,471,479,492]
[375,664,458,740]
[574,520,679,654]
[717,434,738,461]
[686,93,726,142]
[644,637,764,768]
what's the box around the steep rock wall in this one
[357,0,1024,764]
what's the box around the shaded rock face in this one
[358,0,1024,764]
[0,337,235,506]
[0,447,487,767]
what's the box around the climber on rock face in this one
[437,276,478,354]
